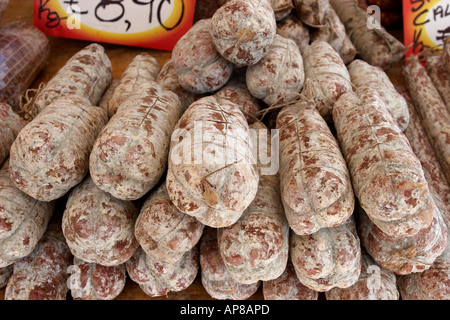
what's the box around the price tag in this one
[403,0,450,58]
[33,0,196,51]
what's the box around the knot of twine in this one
[18,82,46,121]
[257,92,314,122]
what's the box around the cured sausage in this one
[210,0,277,66]
[9,95,108,201]
[62,177,139,266]
[301,40,352,121]
[0,160,54,268]
[0,21,49,111]
[172,19,233,94]
[134,183,204,264]
[0,103,23,166]
[277,101,354,235]
[5,222,72,300]
[32,43,112,117]
[348,59,409,131]
[330,0,405,70]
[90,83,183,201]
[166,95,259,228]
[107,53,160,118]
[290,217,362,292]
[332,88,434,238]
[403,55,450,186]
[217,122,290,284]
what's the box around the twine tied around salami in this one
[212,92,262,124]
[257,92,314,121]
[348,25,396,53]
[384,246,433,270]
[17,82,46,121]
[166,95,259,228]
[0,122,19,135]
[293,0,328,28]
[256,82,355,124]
[302,71,357,92]
[235,28,257,45]
[321,20,340,42]
[240,108,263,124]
[416,45,443,58]
[201,159,242,207]
[277,1,294,13]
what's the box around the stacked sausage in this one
[1,0,449,301]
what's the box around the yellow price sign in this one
[403,0,450,57]
[33,0,196,51]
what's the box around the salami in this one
[0,160,54,268]
[156,59,199,110]
[5,223,72,300]
[126,246,198,298]
[290,217,362,292]
[271,0,293,21]
[332,88,434,238]
[67,258,126,300]
[397,247,450,300]
[396,86,450,300]
[200,228,260,300]
[0,103,23,166]
[172,19,233,94]
[277,101,354,235]
[330,0,405,70]
[403,55,450,186]
[293,0,329,27]
[32,43,112,116]
[443,37,450,74]
[425,54,450,113]
[210,0,277,66]
[98,78,120,112]
[215,81,261,124]
[301,40,353,121]
[276,14,310,54]
[246,34,305,107]
[134,183,204,264]
[9,95,108,201]
[107,53,160,118]
[398,87,450,219]
[62,177,139,267]
[310,7,357,64]
[348,59,409,131]
[217,122,289,284]
[0,22,49,111]
[358,203,448,275]
[90,83,183,201]
[325,254,399,300]
[166,95,259,228]
[262,261,319,300]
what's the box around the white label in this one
[58,0,176,33]
[425,0,450,49]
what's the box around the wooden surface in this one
[0,1,406,301]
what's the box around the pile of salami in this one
[0,0,449,301]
